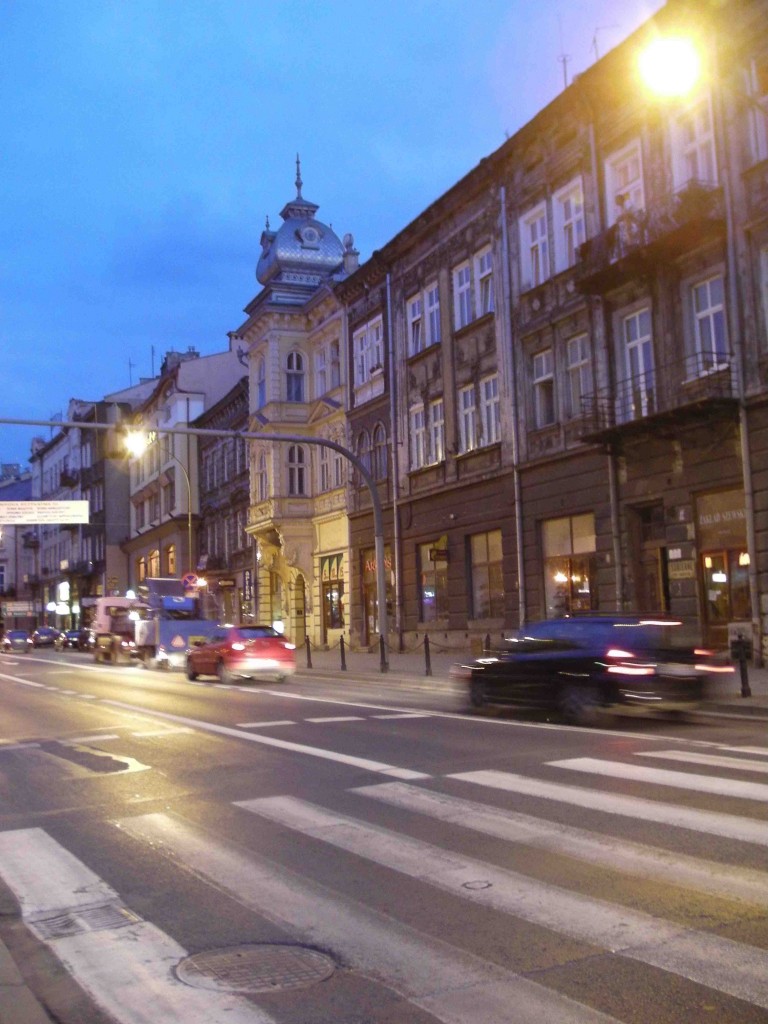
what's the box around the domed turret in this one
[256,156,346,293]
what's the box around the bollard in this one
[424,633,432,677]
[484,632,491,654]
[380,635,389,672]
[734,633,752,698]
[340,635,347,671]
[305,635,312,669]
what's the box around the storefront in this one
[696,489,750,649]
[542,513,597,618]
[361,545,393,644]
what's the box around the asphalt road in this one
[0,649,766,1024]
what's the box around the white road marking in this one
[371,713,430,719]
[62,735,120,745]
[103,700,429,780]
[449,770,768,846]
[237,795,768,1009]
[353,781,768,908]
[120,812,622,1024]
[130,728,194,738]
[638,749,768,773]
[548,757,768,801]
[235,721,295,729]
[305,716,364,723]
[0,828,275,1024]
[717,745,768,756]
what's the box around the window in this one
[429,398,445,463]
[542,513,596,617]
[357,429,371,475]
[319,445,330,491]
[479,375,500,444]
[408,295,423,355]
[410,406,427,470]
[353,317,384,386]
[747,56,768,163]
[469,530,504,619]
[692,275,727,371]
[533,349,555,428]
[605,141,644,225]
[287,445,306,496]
[520,204,549,290]
[286,352,305,402]
[373,424,388,480]
[255,355,266,409]
[257,452,268,502]
[620,307,654,421]
[673,97,717,188]
[426,284,441,346]
[419,537,448,622]
[458,385,477,453]
[332,450,344,488]
[166,544,176,577]
[565,334,592,418]
[329,339,341,388]
[148,549,160,577]
[474,247,494,315]
[553,179,585,273]
[453,262,472,329]
[315,348,327,397]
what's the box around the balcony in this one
[577,182,725,294]
[60,469,79,488]
[578,351,739,444]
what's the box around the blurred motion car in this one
[1,629,32,654]
[451,615,733,724]
[186,624,296,684]
[31,626,64,648]
[55,629,90,651]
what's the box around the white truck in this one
[91,595,150,665]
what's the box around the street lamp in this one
[124,430,194,577]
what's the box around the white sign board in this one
[0,501,89,525]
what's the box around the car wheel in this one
[559,685,600,726]
[469,676,487,708]
[186,659,198,681]
[217,661,234,685]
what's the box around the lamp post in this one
[124,432,194,577]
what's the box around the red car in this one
[185,624,296,684]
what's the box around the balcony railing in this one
[577,182,725,293]
[578,351,739,441]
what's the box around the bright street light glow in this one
[638,36,702,99]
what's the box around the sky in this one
[1,0,664,466]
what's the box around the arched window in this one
[357,430,371,474]
[148,549,160,577]
[257,452,268,502]
[137,556,147,582]
[373,423,388,480]
[166,544,176,576]
[287,445,306,496]
[286,352,305,402]
[256,357,266,409]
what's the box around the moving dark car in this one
[452,615,733,724]
[30,627,64,648]
[1,629,32,653]
[186,624,297,684]
[55,629,90,651]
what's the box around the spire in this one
[295,153,303,199]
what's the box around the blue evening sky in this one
[1,0,663,465]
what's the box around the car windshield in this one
[236,626,282,640]
[517,618,692,650]
[8,631,27,639]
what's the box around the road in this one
[0,649,766,1024]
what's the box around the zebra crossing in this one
[0,741,766,1023]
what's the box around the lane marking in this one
[305,716,364,723]
[449,770,768,846]
[637,750,768,773]
[237,795,768,1010]
[235,721,295,729]
[0,828,275,1024]
[121,812,622,1024]
[103,700,429,780]
[353,781,768,908]
[548,757,768,801]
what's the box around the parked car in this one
[186,624,297,684]
[1,629,32,654]
[451,615,734,724]
[55,629,90,651]
[30,626,64,648]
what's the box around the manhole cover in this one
[176,943,336,994]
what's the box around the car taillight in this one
[605,648,655,676]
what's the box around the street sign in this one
[0,500,89,525]
[181,573,198,589]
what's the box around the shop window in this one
[419,538,448,622]
[166,544,176,577]
[542,513,597,617]
[321,554,344,633]
[468,530,504,619]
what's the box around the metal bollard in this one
[734,633,752,698]
[305,635,312,669]
[340,635,347,671]
[424,633,432,677]
[484,633,491,654]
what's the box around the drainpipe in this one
[386,272,403,645]
[499,185,526,625]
